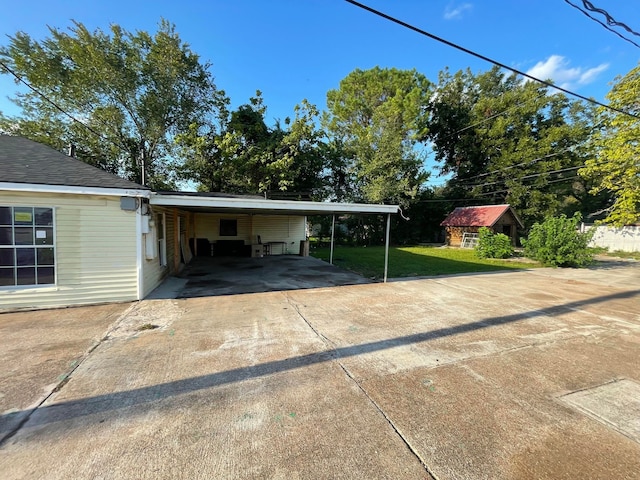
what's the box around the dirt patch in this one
[106,301,184,339]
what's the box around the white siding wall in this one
[192,213,306,254]
[583,224,640,253]
[194,213,252,243]
[251,215,306,254]
[0,191,139,309]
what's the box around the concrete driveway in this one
[149,255,373,299]
[1,260,639,479]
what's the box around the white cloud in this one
[525,55,609,89]
[444,3,473,20]
[578,63,609,85]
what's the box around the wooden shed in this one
[440,204,524,247]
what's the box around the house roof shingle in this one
[0,135,148,191]
[440,204,524,228]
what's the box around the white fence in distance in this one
[581,223,640,253]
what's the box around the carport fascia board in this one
[149,194,399,216]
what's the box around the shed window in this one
[0,206,55,287]
[219,219,237,237]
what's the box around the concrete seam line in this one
[283,293,440,480]
[0,303,140,446]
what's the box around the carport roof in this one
[149,192,399,216]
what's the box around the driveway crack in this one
[284,293,439,480]
[0,303,138,446]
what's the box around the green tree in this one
[579,63,640,226]
[177,93,328,197]
[427,67,603,227]
[323,67,432,206]
[0,19,224,189]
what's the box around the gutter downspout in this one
[330,214,335,265]
[136,202,144,300]
[384,213,391,283]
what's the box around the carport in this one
[149,193,399,282]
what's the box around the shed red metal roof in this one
[440,205,523,227]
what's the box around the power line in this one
[461,153,612,190]
[458,152,564,184]
[476,175,581,197]
[436,97,533,139]
[468,155,613,196]
[345,0,640,121]
[418,172,583,201]
[464,164,584,189]
[563,0,640,49]
[428,151,612,196]
[428,92,547,151]
[0,60,118,147]
[573,1,640,38]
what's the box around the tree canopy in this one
[176,93,327,197]
[426,66,601,226]
[2,17,634,236]
[579,62,640,226]
[0,19,224,189]
[323,67,432,206]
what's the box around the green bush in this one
[522,213,595,267]
[475,227,514,259]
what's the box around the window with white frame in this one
[0,206,56,287]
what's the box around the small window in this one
[0,206,56,287]
[219,219,237,237]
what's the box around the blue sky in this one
[1,1,638,133]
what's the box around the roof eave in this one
[149,194,399,215]
[0,182,151,198]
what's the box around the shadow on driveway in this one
[2,288,637,441]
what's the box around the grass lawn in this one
[311,245,542,279]
[602,250,640,261]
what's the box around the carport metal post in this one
[384,213,390,283]
[329,214,335,265]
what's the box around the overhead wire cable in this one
[458,145,585,187]
[575,0,640,38]
[563,0,640,49]
[421,91,554,187]
[345,0,640,121]
[475,175,582,197]
[446,114,606,185]
[464,164,588,189]
[438,98,532,139]
[466,155,612,195]
[461,154,612,189]
[0,59,118,147]
[455,153,563,184]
